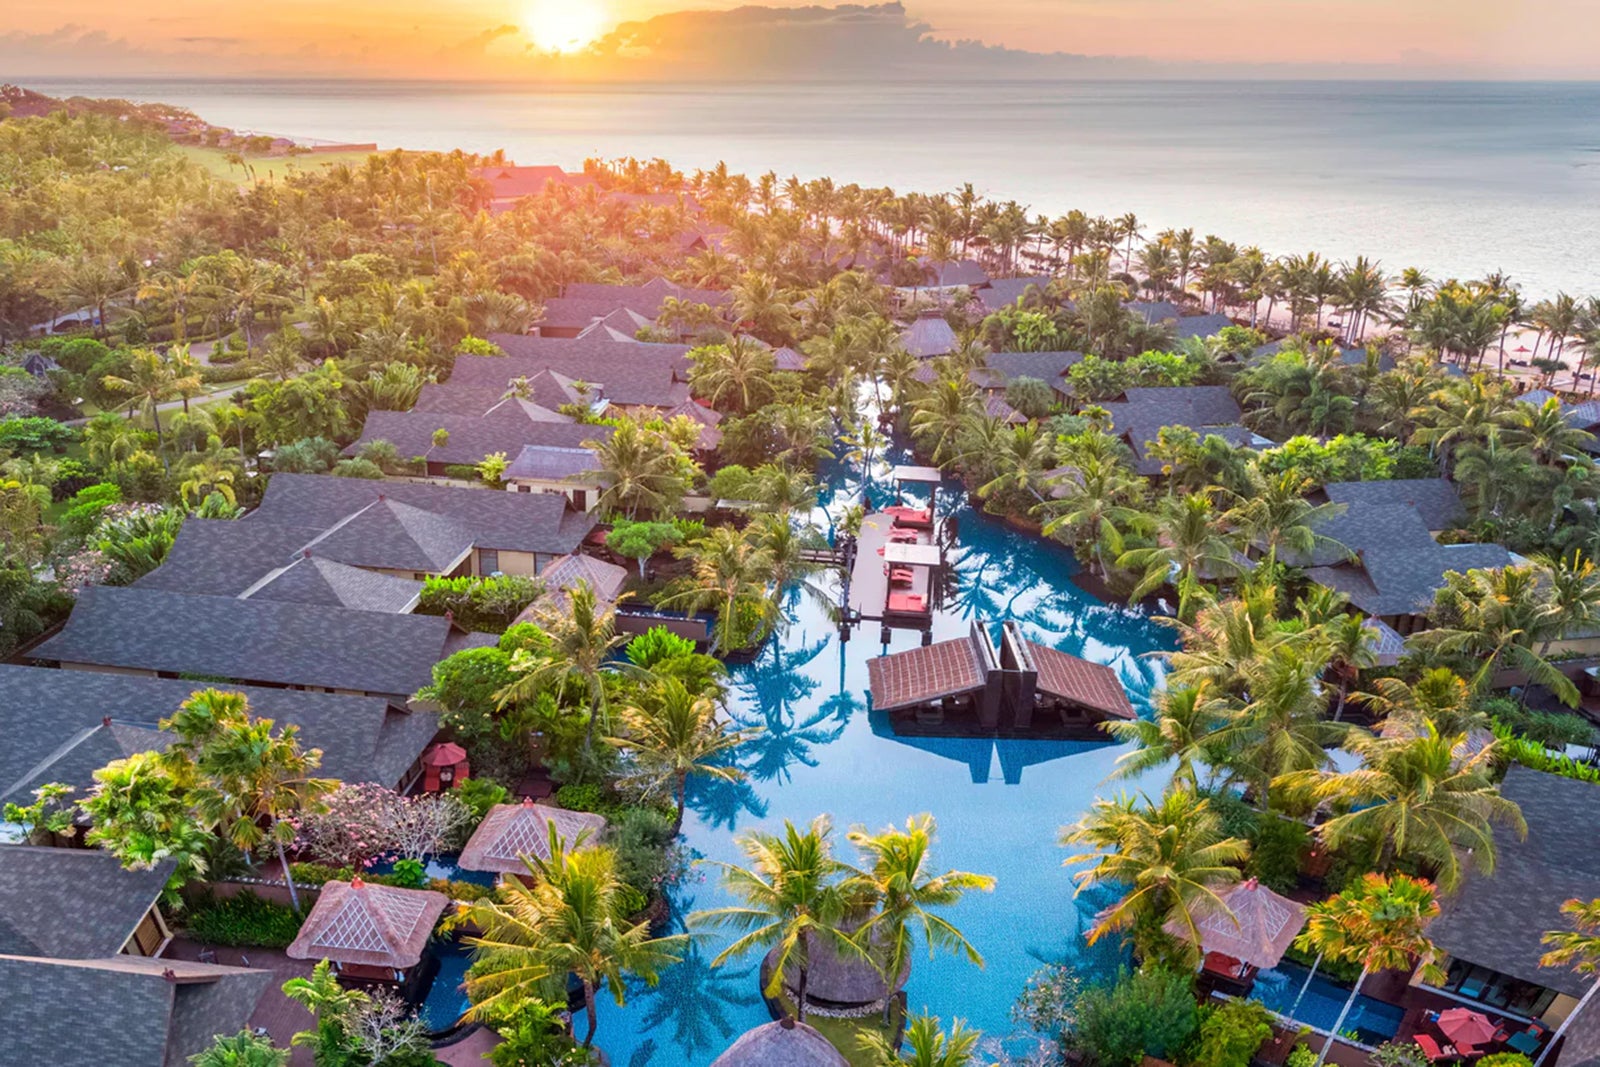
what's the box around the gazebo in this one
[1165,878,1308,989]
[711,1017,849,1067]
[763,923,910,1014]
[457,799,608,876]
[421,742,469,792]
[286,877,448,985]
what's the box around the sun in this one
[522,0,608,54]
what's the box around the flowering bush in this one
[292,783,475,867]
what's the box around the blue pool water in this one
[421,938,474,1033]
[1251,960,1405,1046]
[595,448,1176,1065]
[367,852,497,888]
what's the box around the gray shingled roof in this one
[250,474,593,557]
[1429,766,1600,1000]
[901,311,958,359]
[1126,300,1182,324]
[980,351,1084,394]
[471,337,693,405]
[1172,313,1235,339]
[353,406,605,469]
[977,275,1052,312]
[136,520,325,597]
[0,846,173,958]
[0,953,271,1067]
[562,278,728,308]
[305,498,475,573]
[1323,479,1465,532]
[504,445,602,482]
[242,556,423,613]
[30,586,461,697]
[0,665,436,800]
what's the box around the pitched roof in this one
[772,346,807,372]
[503,445,602,482]
[562,278,729,307]
[241,555,423,613]
[0,665,435,799]
[541,296,658,332]
[1126,300,1182,324]
[1172,313,1235,339]
[250,473,593,558]
[136,519,326,597]
[1018,636,1135,719]
[287,879,447,970]
[475,165,594,201]
[0,847,172,959]
[977,275,1052,312]
[353,407,604,469]
[1164,878,1307,969]
[901,311,958,359]
[457,801,608,874]
[711,1020,851,1067]
[1305,537,1515,618]
[30,586,461,697]
[1429,766,1600,999]
[867,634,992,711]
[540,554,629,605]
[463,339,693,407]
[660,399,724,450]
[1323,478,1465,532]
[980,350,1084,393]
[0,953,271,1067]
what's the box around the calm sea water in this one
[22,78,1600,297]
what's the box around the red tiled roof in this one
[1023,639,1134,719]
[867,635,988,711]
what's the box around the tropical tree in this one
[1103,683,1228,789]
[463,831,684,1049]
[80,752,212,908]
[1296,873,1443,1067]
[688,337,778,414]
[1118,492,1242,622]
[1060,788,1248,963]
[858,1014,980,1067]
[609,676,750,830]
[909,377,980,465]
[1039,451,1146,580]
[846,815,995,1003]
[586,417,692,520]
[691,816,864,1021]
[496,581,627,767]
[1538,898,1600,1067]
[1277,725,1525,890]
[282,960,370,1063]
[1319,610,1378,721]
[1415,565,1579,706]
[189,1031,290,1067]
[1211,643,1348,807]
[101,348,202,455]
[1227,470,1347,569]
[664,526,776,654]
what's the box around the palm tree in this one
[190,1031,289,1067]
[1295,873,1443,1067]
[609,676,750,830]
[1060,788,1248,963]
[1508,397,1596,465]
[1039,453,1146,581]
[1361,668,1483,737]
[1227,470,1347,569]
[1319,611,1377,721]
[730,272,796,344]
[497,581,627,766]
[161,689,333,911]
[586,417,688,519]
[665,526,776,655]
[1103,683,1228,788]
[1212,642,1349,807]
[846,815,995,1005]
[691,816,864,1021]
[1413,565,1579,706]
[282,959,369,1060]
[909,377,980,466]
[101,348,201,455]
[1537,898,1600,1067]
[858,1014,980,1067]
[1533,552,1600,655]
[1411,375,1517,470]
[463,832,684,1048]
[1276,726,1525,890]
[1118,492,1242,623]
[689,337,778,414]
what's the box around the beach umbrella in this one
[1437,1008,1499,1047]
[1163,878,1309,970]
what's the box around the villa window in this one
[479,549,500,575]
[1440,959,1558,1018]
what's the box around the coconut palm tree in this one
[858,1014,981,1067]
[1319,611,1378,722]
[496,581,628,766]
[1413,565,1579,706]
[282,960,369,1060]
[665,526,776,655]
[586,417,689,520]
[1118,492,1242,623]
[610,676,750,831]
[101,348,202,455]
[1060,788,1248,963]
[1410,375,1518,470]
[1211,643,1349,808]
[1295,873,1443,1067]
[463,831,684,1048]
[846,815,995,1004]
[1537,898,1600,1067]
[1277,725,1524,890]
[1104,683,1229,788]
[1508,397,1596,466]
[1361,668,1483,737]
[689,336,778,414]
[1038,453,1146,581]
[1227,470,1348,570]
[691,815,864,1021]
[1532,552,1600,655]
[909,376,980,465]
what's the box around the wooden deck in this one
[847,513,935,626]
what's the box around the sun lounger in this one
[887,592,927,614]
[1414,1035,1457,1061]
[888,567,915,586]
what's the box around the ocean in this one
[26,77,1600,299]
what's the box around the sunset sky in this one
[4,0,1599,79]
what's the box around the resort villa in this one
[1098,385,1276,476]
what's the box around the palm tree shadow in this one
[624,897,763,1063]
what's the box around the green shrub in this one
[457,777,510,820]
[1476,1054,1533,1067]
[0,416,77,453]
[417,573,543,633]
[184,891,304,948]
[553,783,608,814]
[1249,814,1311,893]
[1071,967,1198,1067]
[443,464,480,481]
[705,464,755,501]
[389,858,427,888]
[288,862,352,886]
[430,877,494,903]
[1284,1045,1316,1067]
[1188,998,1274,1067]
[624,626,698,670]
[612,808,677,897]
[1485,698,1597,748]
[1371,1042,1431,1067]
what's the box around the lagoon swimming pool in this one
[594,450,1176,1065]
[1250,960,1405,1046]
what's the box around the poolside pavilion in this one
[1165,877,1308,995]
[286,877,447,987]
[457,798,608,876]
[844,466,950,644]
[710,1017,850,1067]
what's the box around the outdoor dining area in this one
[1411,1007,1551,1062]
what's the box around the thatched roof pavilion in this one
[457,799,607,875]
[1163,878,1307,970]
[711,1018,850,1067]
[764,926,910,1011]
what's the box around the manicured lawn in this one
[175,145,386,186]
[775,994,904,1066]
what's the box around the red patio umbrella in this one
[1437,1007,1499,1047]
